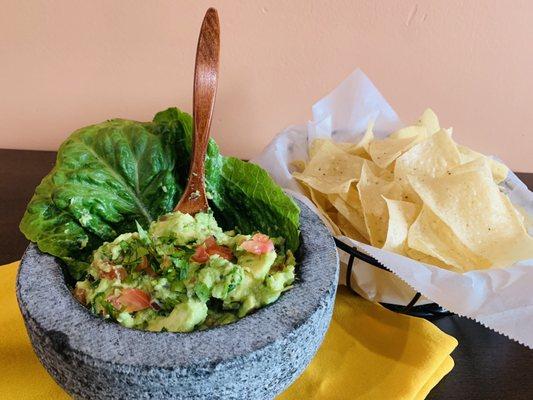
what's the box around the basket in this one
[334,239,452,319]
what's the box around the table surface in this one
[1,148,532,400]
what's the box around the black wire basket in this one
[334,238,452,319]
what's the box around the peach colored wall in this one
[1,0,532,171]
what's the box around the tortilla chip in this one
[488,159,509,183]
[458,145,509,183]
[294,140,366,194]
[389,109,439,144]
[310,138,351,158]
[394,129,461,202]
[405,247,461,272]
[389,125,427,142]
[325,210,343,236]
[295,180,340,235]
[357,163,404,247]
[340,121,375,159]
[308,139,330,159]
[368,135,419,169]
[416,108,440,135]
[338,182,359,205]
[289,159,306,173]
[307,184,342,236]
[382,198,419,255]
[407,205,491,271]
[366,160,394,181]
[328,192,370,242]
[309,122,374,161]
[408,162,533,267]
[336,213,368,243]
[395,129,461,179]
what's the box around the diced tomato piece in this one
[99,266,127,281]
[241,233,275,255]
[207,245,233,260]
[191,244,210,263]
[252,233,271,243]
[73,286,87,305]
[106,293,122,310]
[205,238,233,260]
[117,288,151,312]
[191,236,234,263]
[204,236,216,248]
[135,256,157,277]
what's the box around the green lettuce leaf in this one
[153,108,300,251]
[210,156,300,252]
[20,108,299,278]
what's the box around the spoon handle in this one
[175,8,220,214]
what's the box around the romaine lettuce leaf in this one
[20,108,299,278]
[210,156,300,252]
[153,108,300,252]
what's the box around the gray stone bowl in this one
[16,200,339,400]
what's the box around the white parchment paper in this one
[253,69,533,348]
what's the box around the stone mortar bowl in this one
[16,200,339,400]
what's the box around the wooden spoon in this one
[174,8,220,214]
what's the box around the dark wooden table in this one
[1,148,532,399]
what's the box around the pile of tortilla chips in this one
[292,109,533,272]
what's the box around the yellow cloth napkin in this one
[278,286,457,400]
[0,261,457,399]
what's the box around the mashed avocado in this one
[74,212,296,332]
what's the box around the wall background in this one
[1,0,532,171]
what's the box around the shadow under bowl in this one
[16,200,339,400]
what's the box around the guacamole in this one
[73,212,296,332]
